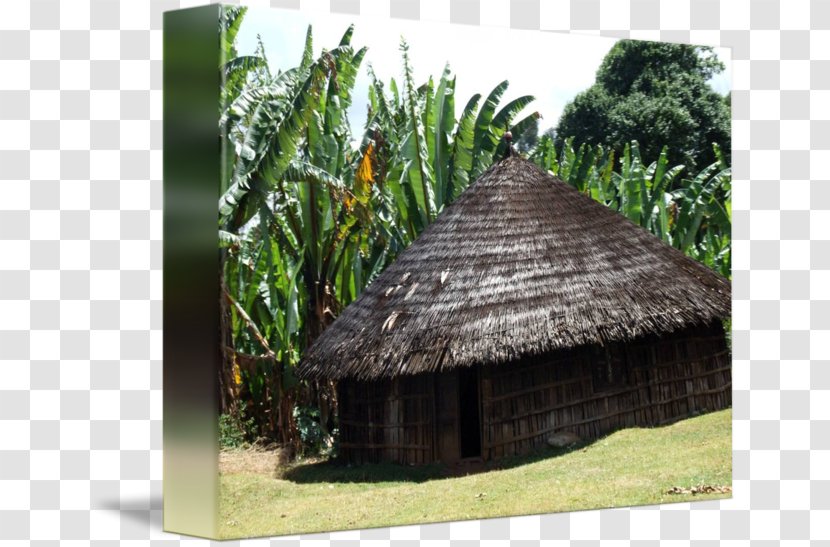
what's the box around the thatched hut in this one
[298,150,731,465]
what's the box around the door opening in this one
[458,366,482,459]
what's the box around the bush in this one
[292,405,337,457]
[219,411,256,449]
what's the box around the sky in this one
[235,8,731,141]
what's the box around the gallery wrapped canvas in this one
[164,4,732,539]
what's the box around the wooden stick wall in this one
[337,322,731,465]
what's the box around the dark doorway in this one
[458,366,482,459]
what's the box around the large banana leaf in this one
[219,6,247,63]
[220,49,349,230]
[616,142,644,225]
[494,111,540,159]
[642,146,684,237]
[430,65,456,208]
[470,80,509,179]
[473,93,535,174]
[447,93,480,201]
[399,39,435,228]
[299,25,314,70]
[221,55,267,110]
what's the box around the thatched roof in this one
[299,153,731,381]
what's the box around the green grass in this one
[219,409,731,538]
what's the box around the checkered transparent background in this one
[0,0,826,543]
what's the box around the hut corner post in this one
[163,5,222,539]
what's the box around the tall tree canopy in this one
[554,41,730,171]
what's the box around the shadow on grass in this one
[281,441,594,484]
[278,411,724,485]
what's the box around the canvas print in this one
[208,5,732,538]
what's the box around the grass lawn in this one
[219,409,731,538]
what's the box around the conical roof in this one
[299,153,731,381]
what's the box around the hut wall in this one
[337,373,435,465]
[480,322,731,460]
[337,322,730,465]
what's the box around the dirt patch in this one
[442,458,489,477]
[665,484,732,495]
[220,446,292,477]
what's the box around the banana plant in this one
[219,22,370,444]
[669,143,731,276]
[428,64,455,210]
[471,84,535,180]
[219,30,360,234]
[223,209,309,443]
[613,142,685,238]
[219,6,268,111]
[399,39,436,231]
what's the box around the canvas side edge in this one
[162,4,222,540]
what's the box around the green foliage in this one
[515,115,539,153]
[596,40,724,95]
[292,405,333,456]
[219,412,257,449]
[365,48,537,244]
[219,7,268,113]
[219,14,731,450]
[555,41,731,172]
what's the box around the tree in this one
[515,115,539,153]
[555,41,731,172]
